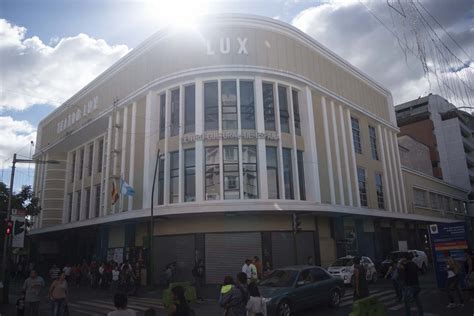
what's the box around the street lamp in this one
[1,153,59,303]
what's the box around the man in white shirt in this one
[107,293,137,316]
[242,259,252,280]
[62,264,72,282]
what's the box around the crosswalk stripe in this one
[389,303,404,311]
[128,297,163,304]
[67,303,105,315]
[341,289,382,302]
[340,290,394,307]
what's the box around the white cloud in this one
[0,116,36,162]
[0,19,130,111]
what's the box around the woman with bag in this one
[445,255,464,308]
[246,282,266,316]
[49,272,68,316]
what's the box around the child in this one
[16,292,25,316]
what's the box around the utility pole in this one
[148,148,161,288]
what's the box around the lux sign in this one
[206,37,248,55]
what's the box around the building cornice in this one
[402,166,470,193]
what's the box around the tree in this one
[0,182,41,225]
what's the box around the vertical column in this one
[274,83,285,199]
[339,104,353,207]
[195,79,204,202]
[393,132,407,212]
[300,87,321,202]
[389,131,403,212]
[322,96,335,204]
[163,90,171,205]
[237,80,244,199]
[289,86,300,200]
[255,77,268,199]
[40,154,48,228]
[120,106,129,211]
[112,110,121,214]
[99,135,106,218]
[103,116,113,216]
[90,140,96,219]
[128,102,137,210]
[346,109,361,207]
[80,146,86,219]
[218,80,224,199]
[377,125,392,212]
[330,101,344,205]
[62,153,70,223]
[143,91,159,207]
[178,86,184,203]
[73,149,80,220]
[384,128,398,212]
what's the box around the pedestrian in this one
[219,273,248,316]
[62,264,72,283]
[445,255,464,308]
[253,257,262,280]
[263,262,272,278]
[463,249,474,301]
[112,264,120,292]
[353,256,369,301]
[246,282,266,316]
[107,292,137,316]
[385,261,402,301]
[192,259,205,301]
[241,259,252,281]
[249,260,258,283]
[99,263,105,288]
[401,252,423,316]
[49,272,68,316]
[168,285,190,316]
[22,270,44,316]
[16,291,25,316]
[49,264,60,281]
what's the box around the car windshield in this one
[259,269,298,287]
[388,252,408,260]
[332,258,353,266]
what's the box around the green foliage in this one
[0,182,41,219]
[162,282,197,312]
[349,296,386,316]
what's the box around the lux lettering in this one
[206,37,248,55]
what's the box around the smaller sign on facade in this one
[182,130,279,144]
[56,96,99,134]
[427,222,469,288]
[11,215,26,248]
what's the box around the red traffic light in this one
[6,220,13,235]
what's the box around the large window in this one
[263,83,276,131]
[184,149,195,202]
[222,81,238,130]
[240,80,255,129]
[453,199,462,213]
[94,184,101,217]
[76,190,81,221]
[357,167,368,207]
[297,151,306,200]
[369,126,379,160]
[205,147,220,200]
[85,187,91,219]
[97,139,104,173]
[282,148,294,199]
[79,148,84,180]
[159,93,166,139]
[242,146,258,199]
[68,193,73,222]
[71,152,76,183]
[158,156,165,205]
[266,147,279,199]
[169,151,179,203]
[375,173,384,209]
[351,117,362,154]
[413,188,427,207]
[170,89,180,136]
[278,86,290,133]
[443,196,450,212]
[292,89,301,136]
[223,146,240,199]
[204,82,219,131]
[430,192,439,209]
[184,85,195,133]
[88,143,93,176]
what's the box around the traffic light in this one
[292,213,302,232]
[14,220,25,235]
[6,220,13,235]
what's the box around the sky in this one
[0,0,473,191]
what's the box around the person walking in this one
[241,259,252,282]
[107,293,137,316]
[168,286,191,316]
[49,265,60,281]
[353,257,369,301]
[49,272,68,316]
[253,257,262,280]
[445,255,464,308]
[23,270,44,316]
[219,273,249,316]
[112,264,120,292]
[62,264,72,283]
[385,261,402,301]
[246,282,266,316]
[401,253,423,316]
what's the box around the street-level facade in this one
[30,15,470,284]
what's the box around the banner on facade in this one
[11,215,26,248]
[427,222,469,288]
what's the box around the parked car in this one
[380,250,429,276]
[327,256,378,285]
[259,265,345,316]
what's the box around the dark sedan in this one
[259,265,345,316]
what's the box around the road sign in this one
[11,215,25,248]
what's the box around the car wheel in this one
[277,300,293,316]
[329,289,341,308]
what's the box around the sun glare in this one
[143,0,210,29]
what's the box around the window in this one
[159,93,166,139]
[430,192,439,209]
[243,146,258,199]
[158,156,165,205]
[68,193,73,222]
[169,151,179,203]
[71,152,76,183]
[375,173,384,209]
[204,82,219,131]
[266,147,279,199]
[413,188,427,207]
[283,148,294,199]
[79,148,84,180]
[76,190,81,221]
[240,80,255,129]
[184,85,195,133]
[205,147,220,200]
[85,187,91,219]
[97,139,104,173]
[292,89,301,136]
[351,117,362,154]
[184,149,195,202]
[453,199,462,213]
[263,83,276,131]
[170,89,180,136]
[369,126,379,160]
[222,81,237,130]
[88,144,93,176]
[223,146,240,199]
[94,184,101,217]
[443,196,450,212]
[357,167,368,207]
[278,86,290,133]
[297,151,306,200]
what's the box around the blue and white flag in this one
[120,178,135,197]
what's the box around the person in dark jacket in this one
[401,252,423,316]
[219,273,249,316]
[353,257,369,300]
[168,286,190,316]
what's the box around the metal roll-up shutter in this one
[272,232,295,268]
[205,232,262,284]
[296,232,315,265]
[154,234,195,284]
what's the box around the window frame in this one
[357,167,368,207]
[369,126,379,160]
[170,88,180,137]
[263,82,276,131]
[292,89,301,136]
[223,145,240,200]
[351,117,362,154]
[184,148,196,202]
[242,145,258,199]
[169,151,180,203]
[204,81,219,131]
[375,172,384,209]
[266,146,280,199]
[282,148,294,199]
[184,84,196,134]
[240,80,256,130]
[159,93,166,139]
[221,80,238,130]
[278,85,290,133]
[205,146,220,200]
